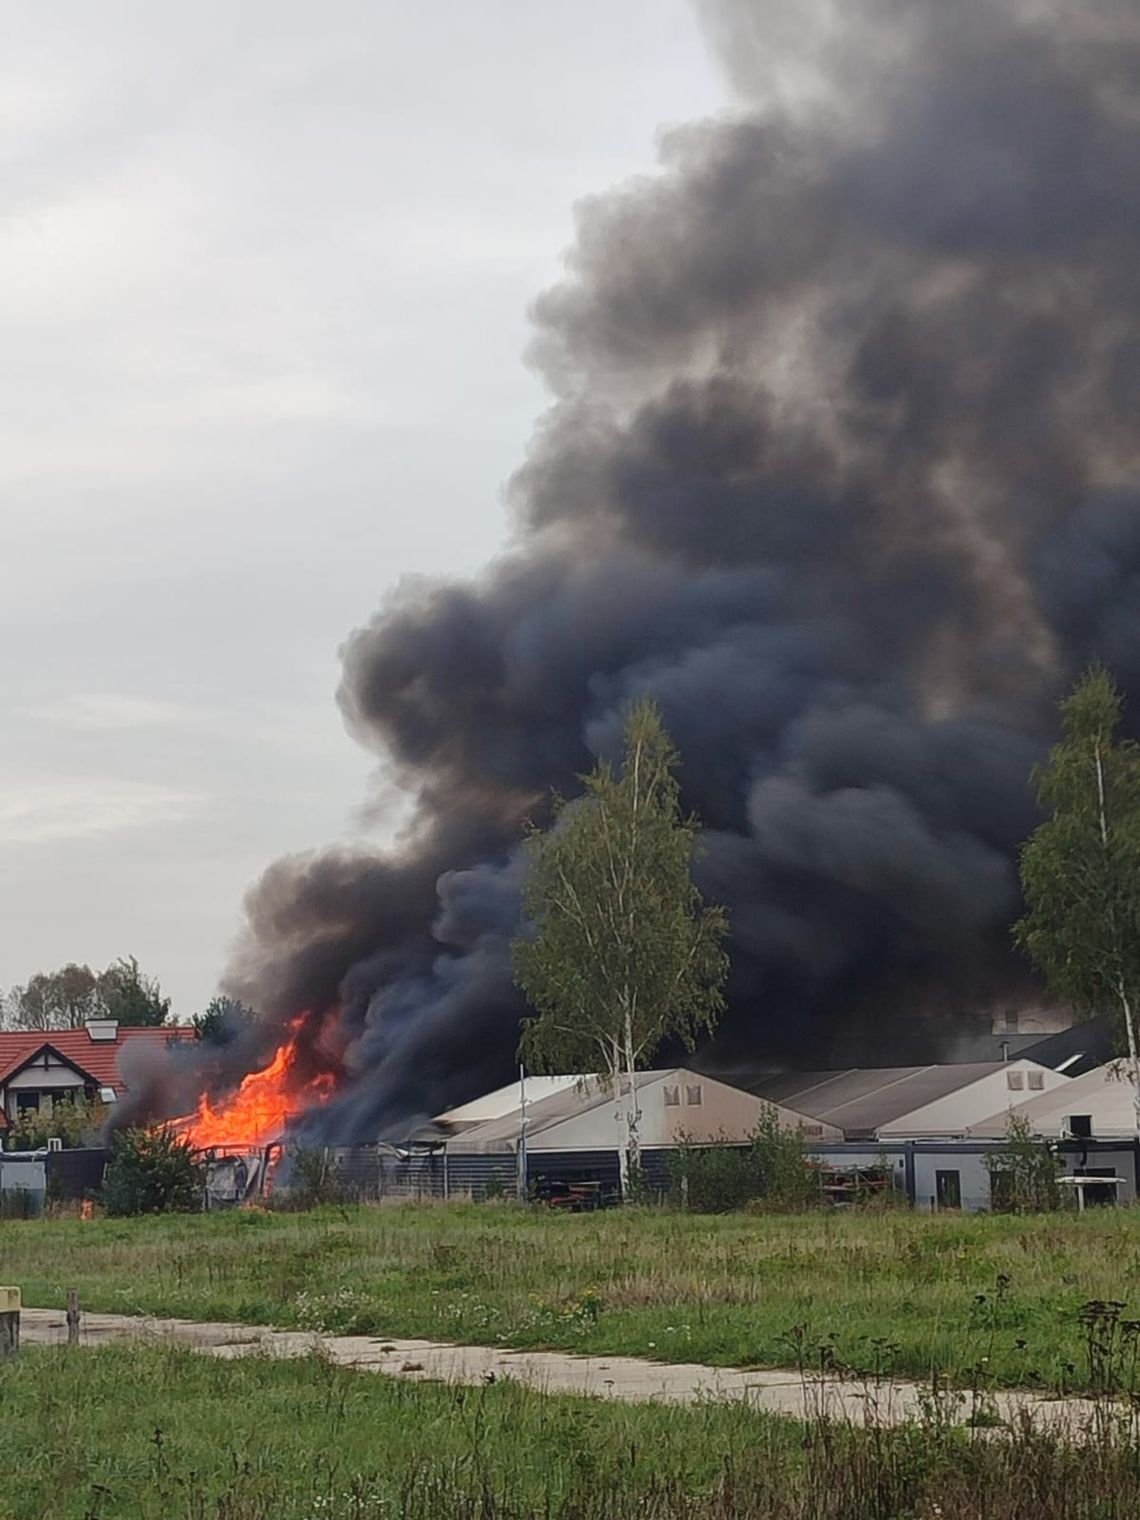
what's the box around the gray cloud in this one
[154,0,1140,1144]
[2,2,719,1013]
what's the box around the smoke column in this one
[174,0,1140,1141]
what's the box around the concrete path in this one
[19,1307,1113,1433]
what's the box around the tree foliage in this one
[1015,664,1140,1125]
[192,995,257,1045]
[669,1107,819,1213]
[6,1094,109,1152]
[103,1127,204,1216]
[4,964,102,1030]
[985,1112,1061,1214]
[97,956,171,1027]
[4,956,170,1030]
[513,699,729,1194]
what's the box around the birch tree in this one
[1015,664,1140,1134]
[512,698,729,1197]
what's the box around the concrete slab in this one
[16,1307,1113,1434]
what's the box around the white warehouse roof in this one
[436,1076,581,1133]
[444,1068,844,1155]
[968,1063,1138,1140]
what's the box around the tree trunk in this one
[1098,748,1140,1137]
[1117,982,1140,1139]
[610,1044,631,1201]
[623,995,641,1195]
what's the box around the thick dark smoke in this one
[155,0,1140,1141]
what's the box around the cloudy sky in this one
[1,2,725,1017]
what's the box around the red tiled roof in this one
[0,1026,194,1125]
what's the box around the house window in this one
[1027,1071,1044,1091]
[15,1091,40,1113]
[1006,1071,1024,1090]
[935,1170,961,1209]
[663,1086,680,1107]
[685,1085,702,1107]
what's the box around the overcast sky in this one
[1,2,725,1017]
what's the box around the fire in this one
[173,1019,336,1149]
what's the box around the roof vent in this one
[85,1020,118,1043]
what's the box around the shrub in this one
[670,1107,821,1213]
[7,1094,109,1151]
[273,1146,357,1210]
[985,1112,1061,1212]
[669,1134,760,1212]
[103,1127,204,1216]
[751,1104,820,1211]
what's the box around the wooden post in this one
[66,1288,80,1346]
[0,1287,20,1360]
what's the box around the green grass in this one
[0,1341,1137,1520]
[5,1204,1140,1391]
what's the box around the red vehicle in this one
[535,1179,609,1211]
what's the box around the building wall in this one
[910,1151,993,1211]
[1056,1144,1137,1204]
[0,1154,47,1217]
[5,1054,87,1120]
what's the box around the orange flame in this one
[173,1019,336,1149]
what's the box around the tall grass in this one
[4,1341,1140,1519]
[5,1204,1140,1389]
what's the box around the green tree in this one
[97,956,170,1027]
[192,995,257,1045]
[513,698,729,1197]
[1015,664,1140,1133]
[103,1127,204,1216]
[985,1111,1061,1213]
[8,1093,110,1151]
[5,964,101,1030]
[750,1104,819,1211]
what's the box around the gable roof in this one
[0,1026,192,1091]
[738,1064,1014,1139]
[967,1063,1139,1139]
[1014,1019,1112,1077]
[442,1068,843,1153]
[437,1076,582,1133]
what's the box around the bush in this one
[271,1146,357,1210]
[6,1094,109,1151]
[750,1104,820,1211]
[985,1112,1061,1213]
[103,1127,204,1216]
[669,1135,760,1212]
[671,1107,820,1213]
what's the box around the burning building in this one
[136,0,1140,1149]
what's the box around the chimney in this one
[85,1019,119,1043]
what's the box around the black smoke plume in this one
[151,0,1140,1142]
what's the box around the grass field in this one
[5,1204,1140,1392]
[2,1340,1137,1520]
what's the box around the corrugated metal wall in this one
[0,1154,46,1217]
[326,1146,447,1201]
[46,1147,110,1200]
